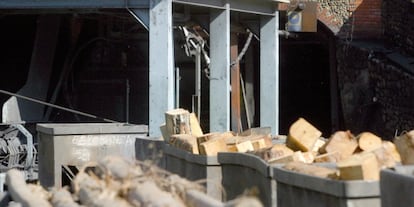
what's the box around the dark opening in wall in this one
[279,24,334,137]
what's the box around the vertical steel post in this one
[260,10,279,136]
[209,5,231,132]
[149,0,174,137]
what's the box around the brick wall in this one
[382,0,414,56]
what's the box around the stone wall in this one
[382,0,414,56]
[314,0,383,39]
[337,42,414,139]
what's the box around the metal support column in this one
[209,5,230,132]
[149,0,174,137]
[260,11,279,135]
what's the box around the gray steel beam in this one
[0,0,149,9]
[209,6,230,132]
[149,0,174,137]
[260,11,279,135]
[173,0,278,16]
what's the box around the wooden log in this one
[283,162,338,179]
[169,134,199,154]
[394,130,414,165]
[199,138,228,156]
[269,151,314,164]
[73,171,132,207]
[368,141,401,169]
[312,138,326,153]
[286,118,322,152]
[51,188,81,207]
[185,190,222,207]
[127,180,185,207]
[249,144,294,161]
[337,152,380,181]
[319,130,358,160]
[6,169,52,207]
[357,132,382,151]
[314,151,341,163]
[165,108,191,136]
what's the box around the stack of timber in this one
[5,156,263,207]
[267,118,402,181]
[161,109,404,181]
[160,108,274,156]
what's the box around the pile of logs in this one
[5,156,262,207]
[160,108,274,156]
[160,109,410,181]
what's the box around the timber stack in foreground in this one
[161,108,408,181]
[5,156,263,207]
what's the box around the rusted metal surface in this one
[231,33,242,133]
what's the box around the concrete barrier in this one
[218,152,276,207]
[272,165,380,207]
[36,123,147,188]
[381,165,414,207]
[163,144,222,200]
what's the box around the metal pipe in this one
[195,45,202,121]
[0,89,119,123]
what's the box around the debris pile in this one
[5,156,262,207]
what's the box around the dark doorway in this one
[280,25,333,137]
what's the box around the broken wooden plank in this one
[286,118,322,152]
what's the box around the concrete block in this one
[36,123,147,188]
[273,165,380,207]
[381,165,414,207]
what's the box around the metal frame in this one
[0,0,284,137]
